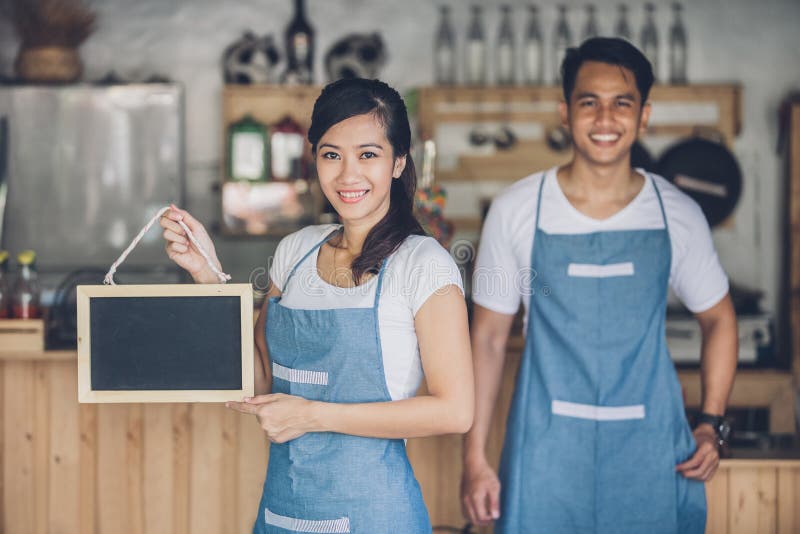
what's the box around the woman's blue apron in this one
[254,231,431,533]
[497,174,706,533]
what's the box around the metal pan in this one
[657,136,742,228]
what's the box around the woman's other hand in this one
[226,394,318,443]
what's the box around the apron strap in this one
[282,227,342,290]
[372,258,389,310]
[534,171,546,230]
[650,174,670,232]
[283,225,389,308]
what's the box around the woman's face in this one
[315,113,406,228]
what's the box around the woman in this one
[160,78,473,533]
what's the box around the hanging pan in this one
[657,133,742,228]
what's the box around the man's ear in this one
[638,101,652,137]
[393,155,407,179]
[558,100,569,130]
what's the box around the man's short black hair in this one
[561,37,655,103]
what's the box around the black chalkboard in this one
[89,296,242,390]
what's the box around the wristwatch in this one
[695,412,731,448]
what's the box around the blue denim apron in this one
[497,174,706,533]
[254,231,431,534]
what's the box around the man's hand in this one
[675,424,720,481]
[461,459,501,526]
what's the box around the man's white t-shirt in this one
[269,224,464,401]
[472,167,729,325]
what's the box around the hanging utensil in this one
[468,92,490,147]
[657,131,742,228]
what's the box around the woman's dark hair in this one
[308,78,425,283]
[561,37,655,103]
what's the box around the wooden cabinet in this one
[2,353,797,534]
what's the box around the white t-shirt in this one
[473,167,729,324]
[269,224,464,401]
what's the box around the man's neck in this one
[556,158,645,220]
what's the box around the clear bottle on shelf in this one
[552,5,573,83]
[465,5,487,86]
[614,4,632,41]
[12,250,41,320]
[522,5,544,85]
[640,3,659,81]
[0,251,10,318]
[669,3,688,84]
[496,5,516,86]
[434,5,457,85]
[582,4,599,41]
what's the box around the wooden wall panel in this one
[1,358,798,534]
[96,403,130,533]
[143,404,174,534]
[48,362,80,534]
[238,414,267,533]
[78,402,97,534]
[4,362,36,533]
[190,404,224,534]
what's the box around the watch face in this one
[718,420,732,441]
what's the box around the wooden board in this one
[76,284,254,403]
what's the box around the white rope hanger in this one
[104,207,231,285]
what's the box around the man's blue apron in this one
[497,174,706,533]
[254,230,431,533]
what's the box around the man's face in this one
[560,61,651,168]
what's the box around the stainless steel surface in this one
[0,84,185,269]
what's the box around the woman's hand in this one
[159,204,223,283]
[226,394,318,443]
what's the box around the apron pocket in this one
[264,507,350,533]
[272,362,331,402]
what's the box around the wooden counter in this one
[1,351,798,534]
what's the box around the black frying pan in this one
[657,137,742,227]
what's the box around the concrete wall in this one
[1,0,799,315]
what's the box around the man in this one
[461,37,737,533]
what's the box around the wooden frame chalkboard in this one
[77,284,254,403]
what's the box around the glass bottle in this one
[227,115,269,182]
[464,5,487,86]
[640,3,659,81]
[12,250,41,320]
[271,116,306,181]
[496,5,516,86]
[434,5,457,85]
[614,4,632,41]
[669,3,688,84]
[582,4,599,41]
[281,0,315,85]
[522,5,544,85]
[0,251,10,318]
[552,5,573,83]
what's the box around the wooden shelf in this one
[416,84,742,183]
[220,85,324,237]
